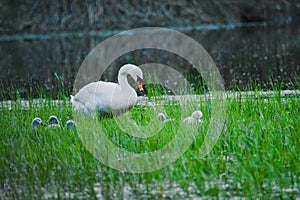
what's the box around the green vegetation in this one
[0,89,299,199]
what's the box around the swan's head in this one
[119,64,144,91]
[32,117,43,129]
[49,115,59,124]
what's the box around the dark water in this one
[0,23,299,99]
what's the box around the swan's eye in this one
[136,76,143,82]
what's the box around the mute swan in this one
[32,117,43,129]
[71,64,143,117]
[183,110,203,124]
[47,115,61,128]
[66,120,76,129]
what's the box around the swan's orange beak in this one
[137,80,143,91]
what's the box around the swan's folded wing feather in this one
[72,82,120,113]
[71,78,137,116]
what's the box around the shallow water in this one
[24,177,299,199]
[0,22,299,99]
[1,90,299,110]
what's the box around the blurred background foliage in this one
[0,0,298,33]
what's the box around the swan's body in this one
[183,110,203,124]
[71,64,143,117]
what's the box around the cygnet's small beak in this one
[137,78,143,92]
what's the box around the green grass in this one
[0,90,299,199]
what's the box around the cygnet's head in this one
[49,115,59,125]
[66,120,76,129]
[157,113,167,121]
[192,111,203,119]
[32,117,43,129]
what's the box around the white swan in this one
[71,64,143,117]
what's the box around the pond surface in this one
[0,22,299,99]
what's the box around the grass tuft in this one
[0,86,299,199]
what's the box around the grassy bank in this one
[0,90,299,199]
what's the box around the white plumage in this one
[71,64,143,117]
[157,113,175,123]
[183,110,203,124]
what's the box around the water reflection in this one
[0,24,299,99]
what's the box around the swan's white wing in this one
[93,82,121,112]
[72,82,118,113]
[72,82,96,113]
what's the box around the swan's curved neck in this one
[118,74,132,90]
